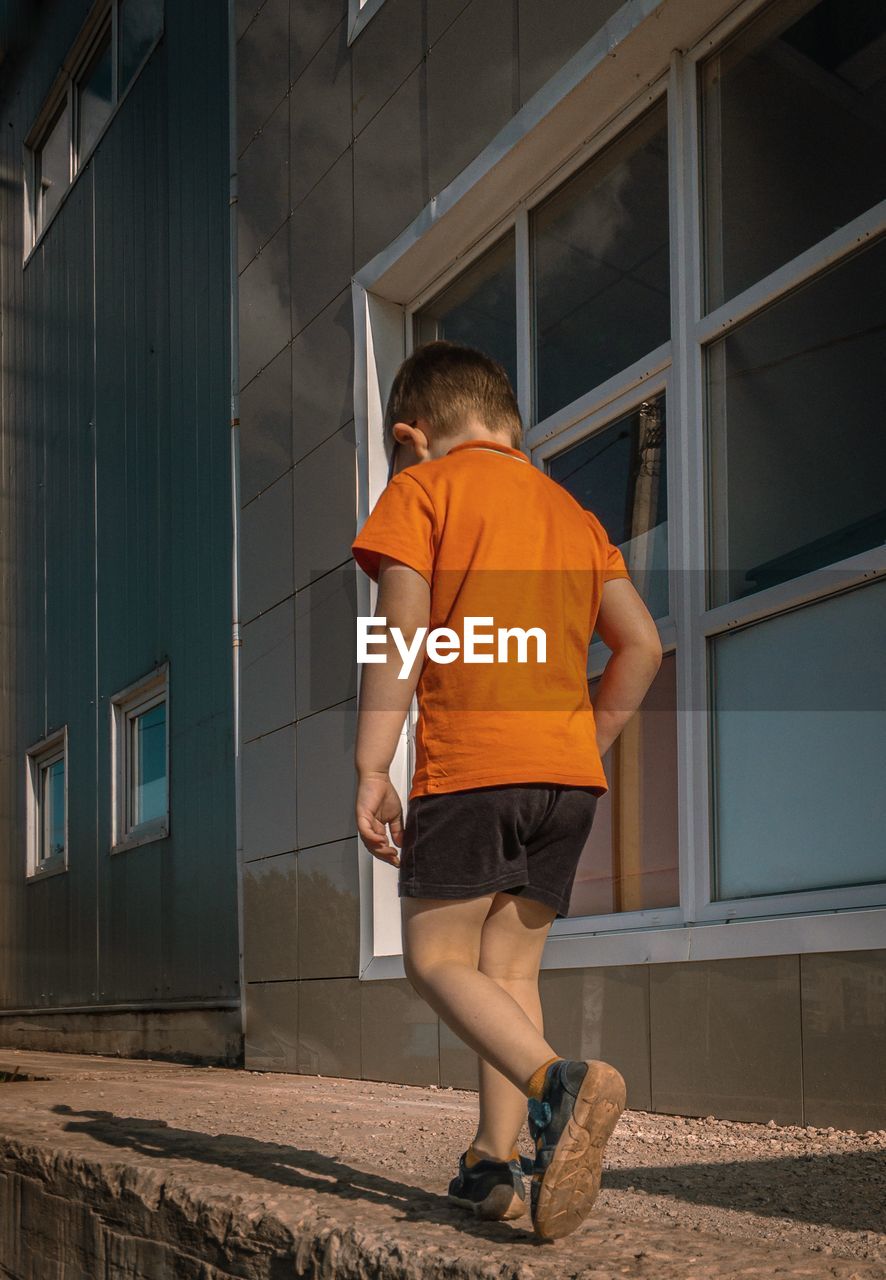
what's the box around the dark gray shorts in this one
[398,783,600,920]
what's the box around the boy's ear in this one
[392,419,431,459]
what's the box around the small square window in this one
[118,0,164,98]
[34,97,71,238]
[25,1,165,256]
[75,23,113,168]
[25,729,68,878]
[110,664,170,851]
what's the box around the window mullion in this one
[668,47,708,925]
[514,206,532,434]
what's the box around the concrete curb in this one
[0,1051,883,1279]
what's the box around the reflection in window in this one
[547,397,668,621]
[701,0,886,312]
[568,653,678,917]
[36,100,70,234]
[76,26,113,164]
[130,701,167,826]
[413,230,518,397]
[711,580,886,900]
[119,0,163,96]
[532,100,669,423]
[707,237,886,608]
[41,757,65,861]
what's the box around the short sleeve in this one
[351,471,437,586]
[583,509,631,583]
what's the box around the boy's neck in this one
[432,427,515,460]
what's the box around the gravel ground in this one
[1,1050,884,1277]
[253,1075,885,1267]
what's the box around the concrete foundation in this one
[0,1008,241,1067]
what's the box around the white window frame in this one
[352,0,886,979]
[110,663,170,853]
[22,0,164,265]
[347,0,387,45]
[25,727,69,880]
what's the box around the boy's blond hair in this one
[384,339,523,452]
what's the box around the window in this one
[700,0,886,312]
[532,99,669,423]
[707,238,886,607]
[414,230,518,400]
[110,664,170,852]
[34,99,71,238]
[698,0,886,915]
[572,656,679,917]
[710,580,886,900]
[24,0,164,256]
[354,0,886,969]
[75,25,113,164]
[546,397,668,622]
[118,0,163,97]
[25,729,68,878]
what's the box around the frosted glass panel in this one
[712,580,886,899]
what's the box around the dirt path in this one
[0,1050,883,1278]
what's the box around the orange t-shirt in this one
[351,439,631,800]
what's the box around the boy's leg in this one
[473,892,555,1160]
[400,894,559,1101]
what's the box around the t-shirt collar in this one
[445,439,530,463]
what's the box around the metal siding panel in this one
[0,3,237,1013]
[165,2,200,999]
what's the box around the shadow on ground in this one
[52,1103,546,1246]
[53,1103,885,1240]
[607,1156,885,1234]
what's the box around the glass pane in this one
[119,0,163,95]
[546,396,668,621]
[568,653,679,916]
[414,230,517,397]
[77,26,113,163]
[701,0,886,312]
[133,701,166,825]
[532,100,669,423]
[712,580,886,900]
[40,758,65,860]
[37,100,70,233]
[707,237,886,608]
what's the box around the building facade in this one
[2,0,885,1128]
[0,0,240,1060]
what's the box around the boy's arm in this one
[355,555,431,865]
[592,577,663,756]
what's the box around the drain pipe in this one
[226,0,246,1058]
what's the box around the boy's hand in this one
[356,770,404,867]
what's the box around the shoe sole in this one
[531,1059,626,1241]
[448,1184,527,1221]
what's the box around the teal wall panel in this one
[0,1,238,1014]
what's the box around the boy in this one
[351,340,662,1240]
